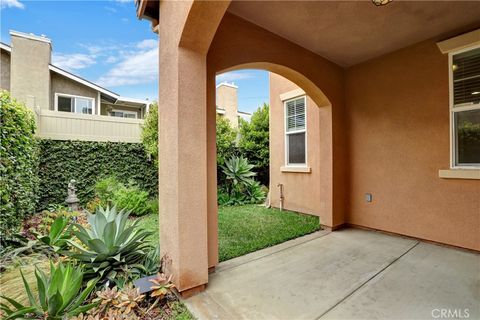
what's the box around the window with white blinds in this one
[285,96,306,165]
[450,46,480,167]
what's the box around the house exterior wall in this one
[269,73,332,224]
[0,50,10,91]
[10,35,51,109]
[216,83,239,127]
[100,103,142,118]
[50,72,98,111]
[346,39,480,251]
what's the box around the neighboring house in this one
[0,30,149,143]
[216,82,251,127]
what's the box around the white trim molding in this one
[438,169,480,180]
[437,29,480,54]
[49,65,119,98]
[447,43,480,169]
[281,166,311,173]
[0,42,11,52]
[10,30,51,44]
[284,95,308,167]
[54,92,95,114]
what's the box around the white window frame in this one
[448,44,480,169]
[54,93,95,115]
[109,109,138,119]
[284,95,308,167]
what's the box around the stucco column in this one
[158,0,229,295]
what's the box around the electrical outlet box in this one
[365,193,373,203]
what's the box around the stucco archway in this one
[206,13,348,269]
[210,64,334,269]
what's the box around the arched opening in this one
[210,64,333,267]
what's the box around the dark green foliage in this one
[37,140,158,210]
[216,115,238,167]
[0,91,39,237]
[93,177,155,216]
[239,103,269,185]
[0,262,98,319]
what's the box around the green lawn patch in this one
[137,204,320,262]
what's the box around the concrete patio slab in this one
[184,228,480,320]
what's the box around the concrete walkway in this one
[185,228,480,320]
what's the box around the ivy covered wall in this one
[38,140,158,210]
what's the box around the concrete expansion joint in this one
[315,241,421,320]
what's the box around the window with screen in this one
[451,46,480,167]
[285,96,306,165]
[56,94,93,114]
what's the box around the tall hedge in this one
[38,140,158,210]
[0,91,39,236]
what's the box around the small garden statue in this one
[65,179,80,211]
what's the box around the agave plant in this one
[221,156,256,192]
[35,216,72,251]
[68,206,152,281]
[0,262,98,320]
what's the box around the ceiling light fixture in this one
[372,0,392,6]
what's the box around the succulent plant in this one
[68,206,152,281]
[0,262,98,320]
[149,273,175,300]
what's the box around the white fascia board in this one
[0,43,11,52]
[10,30,51,44]
[116,96,150,106]
[49,64,119,99]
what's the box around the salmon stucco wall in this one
[346,39,480,251]
[269,73,332,225]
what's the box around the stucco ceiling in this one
[228,1,480,66]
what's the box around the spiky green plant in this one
[68,206,152,281]
[36,216,72,251]
[221,156,256,192]
[0,262,98,320]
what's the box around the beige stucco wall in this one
[269,73,332,224]
[10,35,50,109]
[0,50,10,91]
[216,83,238,127]
[346,39,480,251]
[50,72,98,111]
[37,109,143,143]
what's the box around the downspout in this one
[277,183,284,211]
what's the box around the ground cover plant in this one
[0,205,191,320]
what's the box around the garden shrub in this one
[0,91,39,237]
[37,140,157,210]
[239,103,269,186]
[141,102,158,163]
[91,177,155,216]
[219,156,266,205]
